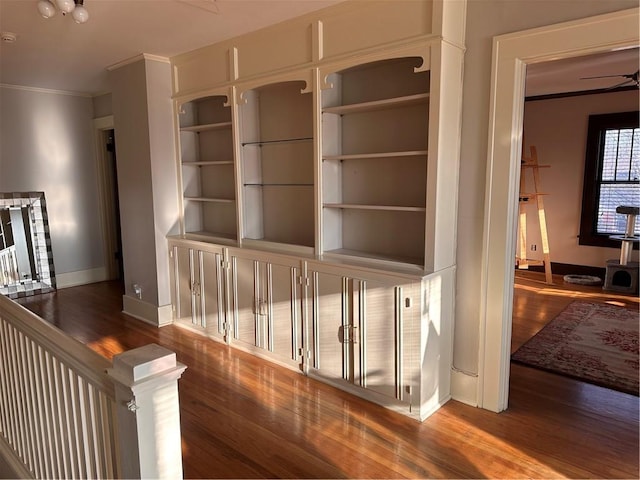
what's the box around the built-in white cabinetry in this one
[321,57,429,267]
[306,261,416,408]
[178,93,237,243]
[169,0,465,421]
[227,247,303,370]
[169,242,227,342]
[168,237,453,420]
[238,81,314,251]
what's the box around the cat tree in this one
[603,205,639,294]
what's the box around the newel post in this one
[107,344,187,479]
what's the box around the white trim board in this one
[122,295,173,327]
[479,8,639,413]
[107,53,171,72]
[0,82,92,98]
[450,368,478,407]
[93,115,119,282]
[56,267,109,289]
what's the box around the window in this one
[579,111,639,248]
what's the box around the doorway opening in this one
[513,47,639,350]
[479,8,639,412]
[104,129,124,283]
[95,117,124,286]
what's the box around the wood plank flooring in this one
[512,270,639,352]
[15,275,639,479]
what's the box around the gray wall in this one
[0,86,104,276]
[454,0,639,376]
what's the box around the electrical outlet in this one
[531,244,537,251]
[133,283,142,299]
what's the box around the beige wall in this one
[146,59,181,307]
[109,58,179,312]
[110,60,158,303]
[521,89,639,268]
[92,93,112,118]
[453,0,638,377]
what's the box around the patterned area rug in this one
[512,301,639,395]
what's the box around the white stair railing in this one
[0,294,186,479]
[0,246,19,286]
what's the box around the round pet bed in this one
[563,274,602,286]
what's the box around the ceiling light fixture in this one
[37,0,89,24]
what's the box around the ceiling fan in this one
[580,69,640,89]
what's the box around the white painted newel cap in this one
[107,343,187,388]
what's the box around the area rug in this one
[512,301,639,395]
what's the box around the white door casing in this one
[94,115,118,280]
[479,8,640,412]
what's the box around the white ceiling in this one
[526,47,639,97]
[0,1,638,97]
[0,0,344,95]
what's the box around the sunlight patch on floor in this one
[514,282,639,307]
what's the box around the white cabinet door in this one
[307,263,413,405]
[308,269,347,382]
[229,254,257,348]
[170,243,227,341]
[172,245,193,324]
[352,278,405,401]
[268,261,303,367]
[199,248,226,340]
[228,249,303,369]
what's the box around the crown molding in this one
[0,83,92,98]
[107,53,171,72]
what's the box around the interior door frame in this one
[94,115,118,280]
[478,7,639,412]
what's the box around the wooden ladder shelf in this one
[517,145,553,284]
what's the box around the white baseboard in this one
[450,368,479,407]
[56,267,109,289]
[122,295,173,327]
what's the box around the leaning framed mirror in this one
[0,192,56,299]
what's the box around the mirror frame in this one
[0,191,56,299]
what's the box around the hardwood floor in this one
[512,270,639,352]
[15,276,639,479]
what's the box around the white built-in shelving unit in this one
[321,57,430,267]
[238,81,315,251]
[178,94,237,243]
[169,0,465,422]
